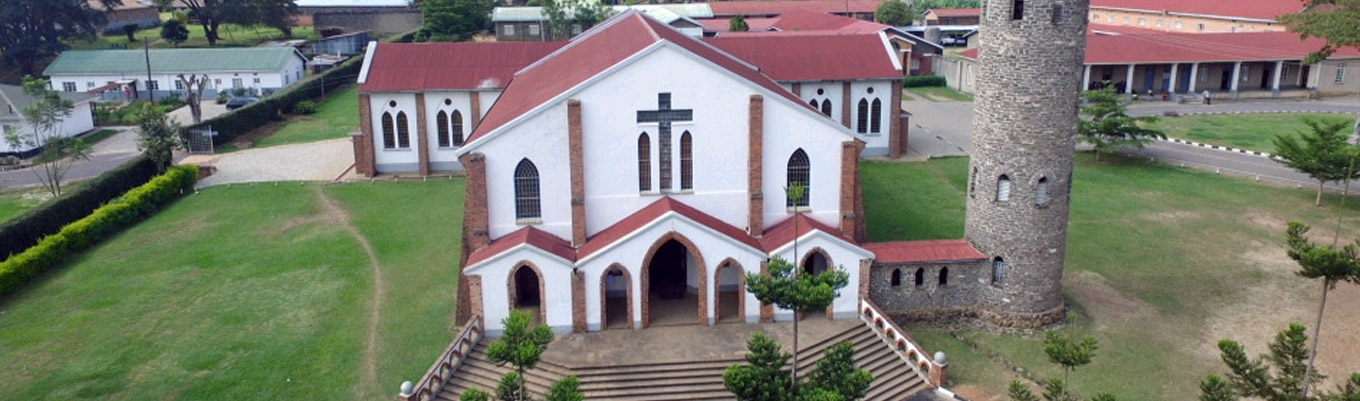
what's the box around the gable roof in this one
[706,33,901,81]
[759,213,856,252]
[707,0,885,17]
[45,48,306,75]
[862,240,987,264]
[577,197,763,261]
[767,9,890,33]
[358,41,564,92]
[462,10,829,148]
[464,225,575,267]
[1089,0,1304,22]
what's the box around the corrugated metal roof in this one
[959,26,1360,64]
[862,240,988,264]
[927,8,980,18]
[1090,0,1303,21]
[359,41,564,92]
[45,48,305,75]
[706,33,902,81]
[707,0,885,16]
[493,3,713,22]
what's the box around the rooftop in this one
[294,0,412,7]
[958,26,1360,64]
[862,240,987,264]
[358,41,564,92]
[1089,0,1306,22]
[44,47,306,75]
[492,3,714,21]
[705,33,902,81]
[707,0,887,16]
[927,8,981,18]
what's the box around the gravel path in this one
[190,138,353,188]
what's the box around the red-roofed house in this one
[924,8,981,26]
[706,0,889,20]
[706,10,944,76]
[1087,0,1309,33]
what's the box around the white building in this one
[44,47,308,100]
[0,84,95,157]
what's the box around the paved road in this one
[0,127,142,190]
[189,138,354,188]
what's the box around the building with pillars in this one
[950,26,1360,99]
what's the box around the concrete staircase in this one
[436,324,930,401]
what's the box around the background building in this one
[94,0,161,34]
[1087,0,1305,33]
[44,48,309,99]
[0,85,96,157]
[293,0,421,35]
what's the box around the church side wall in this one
[481,105,573,240]
[761,100,847,231]
[466,249,576,334]
[849,80,893,157]
[368,93,421,173]
[767,234,870,320]
[421,91,475,171]
[869,260,988,321]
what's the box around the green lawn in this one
[1142,112,1357,154]
[0,180,463,400]
[867,154,1360,401]
[0,187,53,223]
[252,86,360,148]
[68,15,319,51]
[906,86,974,102]
[79,129,119,146]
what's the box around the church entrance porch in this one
[642,237,706,327]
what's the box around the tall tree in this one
[161,19,190,47]
[1078,85,1166,162]
[1285,222,1360,398]
[0,0,115,75]
[2,76,93,197]
[1272,118,1354,206]
[176,74,209,123]
[134,106,185,173]
[1279,0,1360,63]
[178,0,298,46]
[418,0,494,42]
[874,1,913,26]
[1201,323,1340,401]
[541,0,615,40]
[1043,330,1100,400]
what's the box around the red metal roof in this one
[759,214,856,252]
[767,9,889,33]
[359,41,564,92]
[1090,0,1304,21]
[707,0,886,16]
[862,240,986,264]
[707,33,901,81]
[578,197,763,259]
[465,226,576,267]
[468,11,816,143]
[957,28,1360,64]
[698,17,780,32]
[928,8,980,18]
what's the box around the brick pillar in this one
[838,141,862,238]
[571,270,586,333]
[698,264,709,326]
[858,259,871,300]
[355,93,375,176]
[928,362,949,387]
[469,91,482,130]
[759,260,773,323]
[415,93,431,176]
[791,82,802,97]
[889,81,905,158]
[461,152,491,250]
[841,81,852,128]
[748,95,765,237]
[468,275,484,319]
[567,99,587,247]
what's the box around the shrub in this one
[903,75,947,88]
[216,92,230,104]
[292,100,319,115]
[0,156,158,259]
[0,165,197,297]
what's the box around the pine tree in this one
[1077,85,1166,162]
[1272,119,1356,206]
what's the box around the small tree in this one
[2,76,92,197]
[161,19,190,47]
[484,310,555,401]
[123,24,140,42]
[730,15,750,32]
[542,0,616,40]
[134,107,185,173]
[1285,222,1360,398]
[1273,118,1355,206]
[1077,84,1165,162]
[804,341,873,401]
[545,376,584,401]
[1009,329,1113,401]
[874,1,913,26]
[724,333,872,401]
[1199,323,1355,401]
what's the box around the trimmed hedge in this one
[903,75,947,88]
[0,155,159,259]
[186,56,365,146]
[0,165,198,298]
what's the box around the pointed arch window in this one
[810,99,820,109]
[856,98,869,133]
[638,133,652,192]
[680,131,693,190]
[396,111,411,148]
[452,111,465,146]
[514,159,541,221]
[939,267,949,285]
[870,98,882,133]
[992,257,1006,283]
[786,149,810,208]
[381,112,396,149]
[996,174,1011,202]
[821,100,832,117]
[436,110,451,148]
[891,269,902,287]
[913,268,924,286]
[1035,177,1050,205]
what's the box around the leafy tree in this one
[541,0,616,40]
[1285,222,1360,397]
[176,74,210,123]
[1008,329,1113,401]
[730,15,750,32]
[484,310,554,401]
[1279,1,1360,63]
[161,19,190,47]
[177,0,298,46]
[724,333,793,401]
[545,376,585,401]
[1273,118,1357,205]
[2,76,93,197]
[874,1,913,26]
[0,0,116,75]
[123,24,140,42]
[804,341,873,401]
[1077,84,1166,162]
[134,106,185,173]
[418,0,494,42]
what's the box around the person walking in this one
[1202,89,1212,105]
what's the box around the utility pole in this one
[144,38,155,102]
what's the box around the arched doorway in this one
[800,250,833,320]
[714,259,744,324]
[642,236,706,327]
[600,264,633,330]
[509,263,545,325]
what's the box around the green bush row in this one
[0,165,198,298]
[0,156,159,259]
[184,56,364,146]
[903,75,947,88]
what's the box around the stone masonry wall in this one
[870,261,987,320]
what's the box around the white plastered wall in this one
[761,99,847,231]
[422,91,475,169]
[368,92,421,173]
[0,101,95,154]
[467,248,576,335]
[768,232,872,320]
[480,104,573,240]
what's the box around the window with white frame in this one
[253,77,260,84]
[86,81,95,89]
[175,80,184,90]
[62,82,77,92]
[147,80,159,91]
[992,257,1006,283]
[504,25,516,36]
[1337,64,1347,84]
[528,24,540,36]
[232,78,243,88]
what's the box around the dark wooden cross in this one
[636,93,693,191]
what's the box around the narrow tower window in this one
[786,149,811,208]
[856,98,869,133]
[1051,2,1064,24]
[996,174,1012,202]
[396,111,411,148]
[436,110,450,148]
[1012,0,1025,20]
[939,267,949,285]
[870,98,882,133]
[891,269,902,287]
[1035,177,1050,205]
[680,131,693,190]
[992,257,1006,283]
[913,268,924,286]
[452,111,464,146]
[638,133,652,192]
[821,99,832,117]
[381,112,395,149]
[514,159,541,220]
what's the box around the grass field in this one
[0,180,463,400]
[906,86,974,102]
[1142,112,1357,153]
[865,154,1360,401]
[0,187,54,223]
[252,86,360,148]
[67,14,319,51]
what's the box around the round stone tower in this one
[964,0,1089,327]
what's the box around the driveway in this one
[0,127,142,190]
[187,138,354,188]
[166,101,230,126]
[904,100,974,157]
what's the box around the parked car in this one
[225,97,259,110]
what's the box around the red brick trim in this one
[470,91,482,130]
[858,259,871,300]
[415,93,431,176]
[838,141,862,238]
[572,269,586,333]
[640,232,708,328]
[355,93,375,177]
[759,260,773,323]
[713,258,745,323]
[840,81,852,128]
[599,264,635,330]
[508,261,548,326]
[468,274,483,321]
[748,95,764,237]
[461,152,490,251]
[568,99,587,247]
[889,81,904,158]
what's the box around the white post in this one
[1167,63,1179,97]
[1082,65,1092,91]
[1187,62,1200,94]
[1272,60,1285,96]
[1125,63,1136,94]
[1230,61,1242,96]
